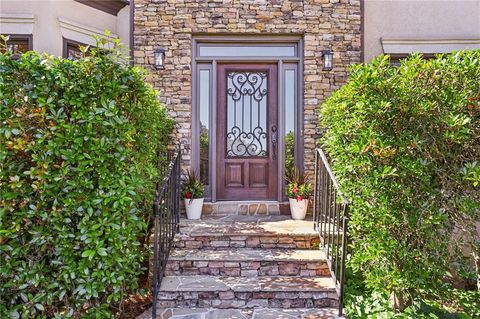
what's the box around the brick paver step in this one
[148,307,339,318]
[165,248,330,277]
[156,275,338,309]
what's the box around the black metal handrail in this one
[313,148,349,317]
[151,150,181,318]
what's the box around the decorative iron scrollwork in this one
[227,72,267,102]
[226,72,268,157]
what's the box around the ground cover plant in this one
[320,51,480,318]
[0,37,173,318]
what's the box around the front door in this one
[217,63,278,200]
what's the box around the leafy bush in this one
[347,290,478,319]
[0,44,173,317]
[320,51,480,315]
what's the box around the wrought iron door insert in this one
[226,72,268,158]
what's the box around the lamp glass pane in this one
[324,53,333,69]
[155,52,164,67]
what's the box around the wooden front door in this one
[217,63,278,200]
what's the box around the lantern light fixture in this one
[154,48,165,70]
[322,50,333,71]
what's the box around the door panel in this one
[225,163,244,188]
[249,163,268,188]
[217,63,278,200]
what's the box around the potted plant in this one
[286,168,312,220]
[182,171,205,220]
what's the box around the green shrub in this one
[0,44,173,318]
[320,51,480,315]
[347,290,478,319]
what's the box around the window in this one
[198,68,211,185]
[198,44,297,57]
[389,53,436,66]
[284,67,297,177]
[63,38,90,60]
[1,34,32,57]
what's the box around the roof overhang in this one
[74,0,129,16]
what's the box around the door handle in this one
[271,125,278,160]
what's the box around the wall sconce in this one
[322,50,333,71]
[154,48,165,70]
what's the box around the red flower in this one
[185,191,192,198]
[296,195,303,202]
[292,187,298,194]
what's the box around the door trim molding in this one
[191,35,304,202]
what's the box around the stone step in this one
[148,307,339,318]
[165,248,330,277]
[174,233,319,250]
[175,215,319,250]
[156,275,338,309]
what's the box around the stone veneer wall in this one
[133,0,361,179]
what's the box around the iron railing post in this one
[313,148,350,317]
[313,149,319,230]
[175,154,181,232]
[339,204,349,317]
[151,202,159,319]
[151,150,181,318]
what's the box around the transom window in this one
[198,44,297,57]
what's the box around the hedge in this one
[320,51,480,316]
[0,45,173,318]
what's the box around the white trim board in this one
[0,13,35,34]
[58,17,118,47]
[381,38,480,55]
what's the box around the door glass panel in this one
[226,71,268,157]
[199,45,296,57]
[199,69,210,184]
[285,69,295,175]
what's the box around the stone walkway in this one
[138,307,339,319]
[139,212,339,318]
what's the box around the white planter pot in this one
[184,198,204,220]
[289,198,309,220]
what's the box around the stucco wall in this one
[364,0,480,61]
[117,5,131,46]
[133,0,362,179]
[0,0,130,56]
